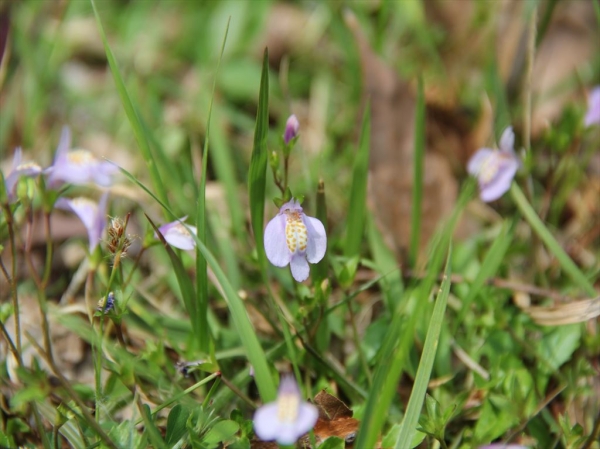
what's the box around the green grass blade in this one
[248,48,270,271]
[195,18,230,355]
[344,103,371,258]
[454,219,515,330]
[353,300,415,449]
[313,179,329,283]
[409,77,425,267]
[510,183,596,297]
[90,0,167,206]
[394,249,452,448]
[118,166,275,400]
[140,403,167,449]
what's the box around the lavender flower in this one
[584,86,600,127]
[156,217,197,250]
[55,192,109,252]
[264,199,326,282]
[46,126,118,188]
[253,375,318,445]
[467,127,520,202]
[283,114,300,145]
[3,147,43,203]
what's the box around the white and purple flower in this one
[584,86,600,127]
[467,127,520,202]
[283,114,300,145]
[156,217,197,251]
[253,375,318,446]
[3,147,43,203]
[46,126,118,188]
[55,192,109,252]
[264,199,326,282]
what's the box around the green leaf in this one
[202,420,240,448]
[409,77,426,267]
[394,249,452,448]
[165,405,188,446]
[90,0,167,206]
[344,103,371,259]
[248,48,270,273]
[140,403,167,449]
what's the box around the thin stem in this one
[41,211,53,288]
[2,203,22,355]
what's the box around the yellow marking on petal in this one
[285,211,308,254]
[67,150,96,166]
[479,153,499,184]
[171,223,192,237]
[16,162,41,171]
[277,391,300,423]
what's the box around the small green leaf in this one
[165,405,188,446]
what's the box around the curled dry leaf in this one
[518,297,600,326]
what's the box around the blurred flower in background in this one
[283,114,299,145]
[46,126,118,188]
[55,192,109,252]
[468,127,520,202]
[253,374,318,445]
[3,147,43,203]
[264,199,326,282]
[584,86,600,127]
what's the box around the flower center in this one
[276,391,300,423]
[285,211,308,254]
[172,223,192,237]
[479,153,500,184]
[67,150,96,166]
[16,162,41,171]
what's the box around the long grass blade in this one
[394,249,452,448]
[90,0,167,206]
[344,103,371,258]
[510,183,596,297]
[248,48,270,271]
[409,77,425,267]
[195,18,230,355]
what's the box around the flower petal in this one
[498,126,515,153]
[467,148,494,176]
[290,253,310,282]
[295,403,319,436]
[585,86,600,127]
[304,216,326,264]
[264,214,290,267]
[480,157,519,202]
[253,403,281,441]
[158,219,197,251]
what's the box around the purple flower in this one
[253,375,318,445]
[264,199,326,282]
[3,147,43,203]
[584,86,600,127]
[156,217,197,250]
[46,126,118,188]
[283,114,300,145]
[467,127,520,202]
[55,192,109,252]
